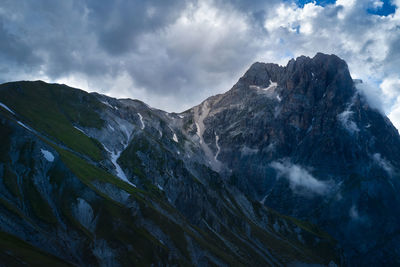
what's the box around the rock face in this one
[0,52,399,266]
[181,53,400,265]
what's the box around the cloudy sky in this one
[1,0,399,128]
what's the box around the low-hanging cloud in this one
[270,160,332,195]
[355,81,385,113]
[372,153,394,176]
[338,110,360,134]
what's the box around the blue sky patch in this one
[367,0,396,16]
[292,0,396,16]
[292,0,336,7]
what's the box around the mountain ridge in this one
[0,53,399,265]
[0,79,342,265]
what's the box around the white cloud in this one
[355,81,384,112]
[337,94,360,134]
[92,0,262,111]
[264,2,323,35]
[371,0,384,9]
[378,76,400,129]
[1,0,400,126]
[270,160,331,195]
[338,110,360,134]
[373,153,394,175]
[259,0,400,129]
[388,102,400,131]
[381,76,400,100]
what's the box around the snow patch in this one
[157,184,163,191]
[264,79,278,91]
[41,149,54,162]
[276,95,282,102]
[173,133,178,143]
[260,192,271,205]
[74,126,86,134]
[110,151,129,183]
[17,121,33,132]
[249,79,277,91]
[108,124,115,131]
[101,101,115,109]
[0,102,15,115]
[214,134,221,161]
[103,144,136,187]
[137,113,145,129]
[195,122,202,143]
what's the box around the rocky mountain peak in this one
[202,53,357,147]
[236,53,355,106]
[200,53,358,140]
[180,53,400,265]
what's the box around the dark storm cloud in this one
[0,0,189,78]
[0,0,399,126]
[0,0,264,108]
[0,0,98,78]
[0,18,40,67]
[85,0,189,55]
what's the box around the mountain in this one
[0,80,341,266]
[0,52,398,266]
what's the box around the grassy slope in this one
[0,81,104,161]
[54,145,243,266]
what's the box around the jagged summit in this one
[234,53,354,104]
